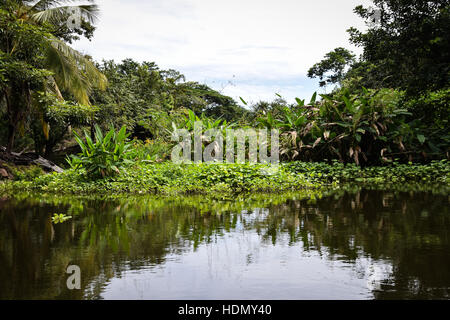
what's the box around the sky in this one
[72,0,373,105]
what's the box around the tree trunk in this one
[4,87,16,154]
[4,83,31,154]
[90,121,95,142]
[44,139,55,158]
[0,150,64,174]
[6,124,16,154]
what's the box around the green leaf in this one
[319,94,333,101]
[295,98,305,106]
[342,96,354,113]
[239,97,247,105]
[310,92,317,104]
[94,124,104,142]
[73,130,87,152]
[84,131,94,151]
[417,134,426,144]
[294,116,306,127]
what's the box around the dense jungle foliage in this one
[0,0,449,189]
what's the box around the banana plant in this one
[258,89,416,164]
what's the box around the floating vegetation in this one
[51,213,72,224]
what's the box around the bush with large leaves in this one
[257,89,448,165]
[68,125,134,179]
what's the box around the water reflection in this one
[0,189,449,299]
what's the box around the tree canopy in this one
[0,0,106,153]
[307,47,356,87]
[308,0,450,95]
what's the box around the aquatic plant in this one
[51,213,72,224]
[1,160,448,196]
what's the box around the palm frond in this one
[27,1,65,11]
[43,36,107,105]
[30,4,99,25]
[45,76,64,100]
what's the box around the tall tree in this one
[0,0,106,153]
[347,0,450,94]
[307,1,449,95]
[307,47,356,88]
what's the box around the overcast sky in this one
[73,0,373,105]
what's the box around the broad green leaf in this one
[417,134,426,144]
[342,96,354,113]
[239,97,247,105]
[310,92,317,104]
[295,97,305,106]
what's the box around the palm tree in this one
[1,0,107,153]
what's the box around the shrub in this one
[257,88,449,164]
[127,138,172,162]
[67,124,134,179]
[404,88,450,129]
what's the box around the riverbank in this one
[1,160,448,196]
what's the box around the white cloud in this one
[73,0,373,104]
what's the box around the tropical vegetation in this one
[1,0,449,195]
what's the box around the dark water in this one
[0,188,449,300]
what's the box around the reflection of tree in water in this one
[0,192,317,299]
[257,190,450,299]
[0,189,448,299]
